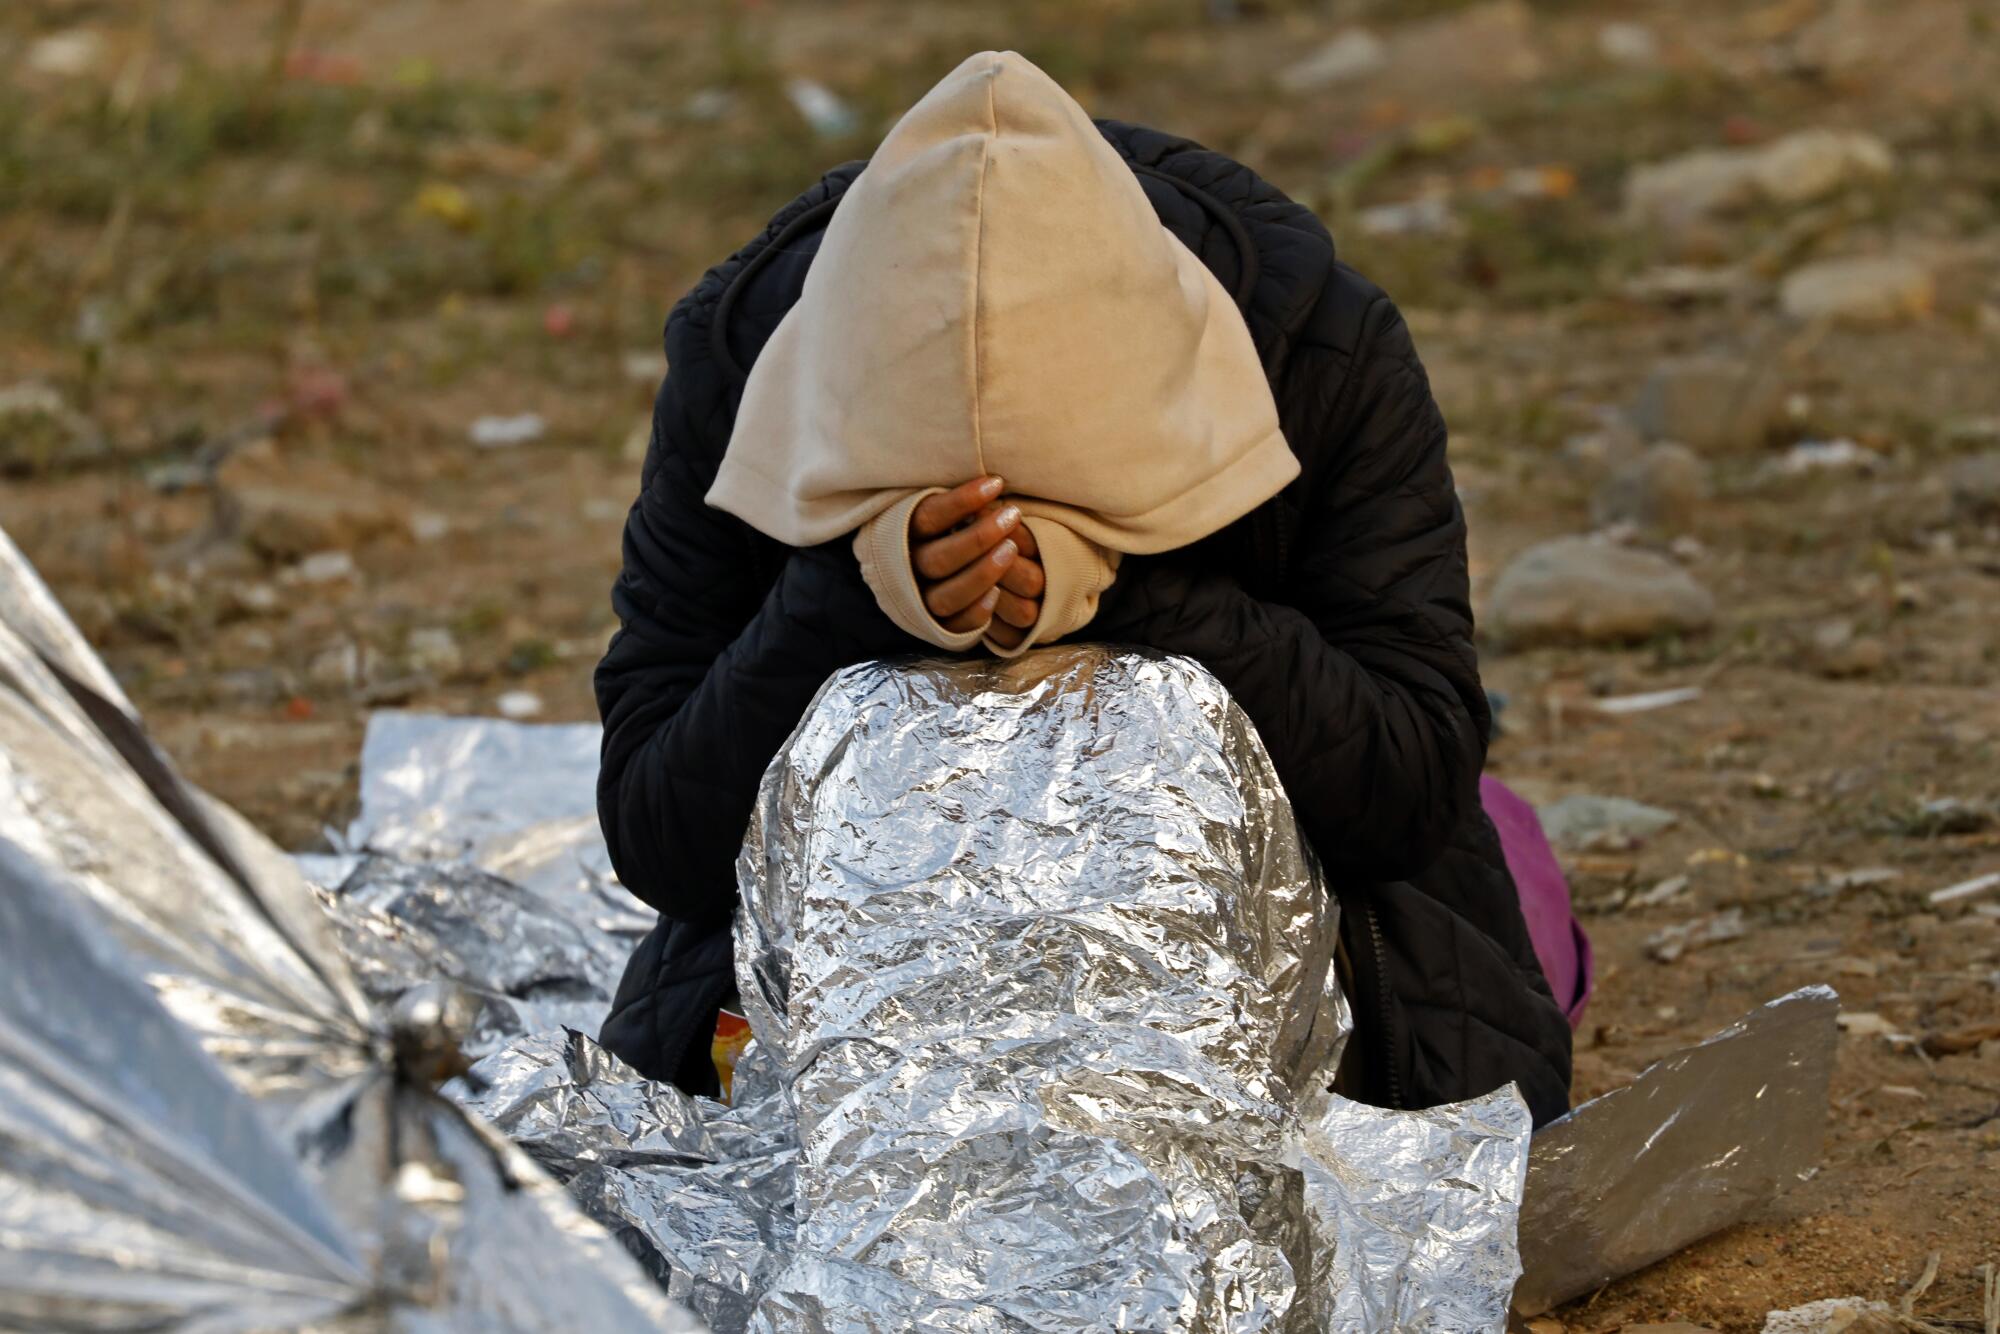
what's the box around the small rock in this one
[1630,356,1785,452]
[217,444,407,560]
[228,582,281,617]
[1596,21,1659,65]
[1485,537,1716,646]
[0,381,107,474]
[1815,631,1888,679]
[27,29,105,77]
[1758,438,1880,480]
[307,641,363,691]
[1590,442,1710,531]
[785,78,858,138]
[468,413,546,448]
[1780,254,1934,325]
[287,550,358,585]
[495,690,544,720]
[1624,129,1893,229]
[404,627,462,678]
[409,511,450,543]
[1538,794,1679,851]
[1278,29,1387,92]
[1646,908,1747,962]
[1947,452,2000,520]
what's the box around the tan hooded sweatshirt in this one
[705,51,1299,656]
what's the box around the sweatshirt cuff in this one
[983,516,1121,659]
[853,489,988,653]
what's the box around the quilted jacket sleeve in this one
[595,272,914,928]
[1092,292,1487,886]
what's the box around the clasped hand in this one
[908,476,1045,649]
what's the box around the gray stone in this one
[1590,442,1710,530]
[1630,356,1785,452]
[1538,794,1680,851]
[217,443,407,560]
[1624,129,1893,229]
[1277,29,1387,91]
[1486,537,1716,646]
[1948,451,2000,520]
[1779,254,1933,325]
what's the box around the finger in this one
[1009,521,1039,560]
[985,618,1026,650]
[924,538,1017,618]
[998,554,1044,600]
[938,587,999,635]
[910,477,1005,540]
[993,588,1040,629]
[913,504,1023,580]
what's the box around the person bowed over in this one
[593,51,1573,1125]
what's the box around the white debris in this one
[1278,29,1388,92]
[495,690,544,720]
[1355,197,1459,237]
[1760,438,1880,479]
[1761,1296,1899,1333]
[1597,21,1659,66]
[287,551,358,585]
[1931,870,2000,906]
[27,29,106,77]
[1595,686,1704,715]
[786,79,858,138]
[468,413,547,448]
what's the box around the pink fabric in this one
[1481,775,1593,1028]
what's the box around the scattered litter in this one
[468,413,547,448]
[286,550,358,585]
[26,29,105,77]
[1931,871,2000,906]
[1646,908,1746,962]
[495,690,544,720]
[409,511,449,542]
[1513,987,1839,1314]
[786,78,858,138]
[1539,794,1680,851]
[683,87,734,122]
[1760,438,1880,479]
[1760,1297,1900,1333]
[1810,867,1901,898]
[1836,1011,1900,1039]
[1630,874,1691,909]
[1597,21,1659,65]
[1355,196,1458,237]
[1278,29,1387,92]
[1595,685,1703,715]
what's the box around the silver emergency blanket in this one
[0,525,702,1332]
[1511,984,1840,1315]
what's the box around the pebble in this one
[217,444,407,560]
[1485,536,1716,646]
[1630,356,1785,452]
[1779,254,1934,325]
[404,627,463,679]
[1538,794,1679,851]
[287,551,358,585]
[1624,128,1894,229]
[1590,442,1710,531]
[468,413,547,448]
[1277,29,1387,91]
[1947,451,2000,520]
[1596,21,1659,66]
[495,690,544,720]
[1810,619,1888,678]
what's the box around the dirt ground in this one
[4,1,1997,1328]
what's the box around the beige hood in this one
[706,50,1297,653]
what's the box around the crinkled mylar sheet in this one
[0,525,698,1333]
[460,647,1534,1333]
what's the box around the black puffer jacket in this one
[594,120,1573,1125]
